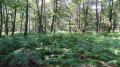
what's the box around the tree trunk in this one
[78,0,81,35]
[69,16,71,33]
[20,9,24,33]
[29,13,30,32]
[51,15,55,32]
[12,2,16,35]
[0,1,3,37]
[44,0,46,33]
[32,11,35,31]
[24,0,28,38]
[108,0,113,33]
[99,4,102,33]
[51,0,57,33]
[113,9,116,32]
[36,0,43,34]
[5,4,9,36]
[82,3,88,33]
[96,0,99,33]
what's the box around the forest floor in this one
[0,31,120,67]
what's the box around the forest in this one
[0,0,120,67]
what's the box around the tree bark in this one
[32,11,35,31]
[113,9,116,32]
[69,16,71,33]
[24,0,28,38]
[78,0,81,35]
[12,2,17,35]
[51,0,57,33]
[99,4,102,33]
[82,3,88,33]
[96,0,99,33]
[29,13,30,32]
[108,0,113,33]
[44,0,46,33]
[36,0,43,34]
[5,4,9,36]
[0,1,3,37]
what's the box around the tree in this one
[20,7,24,33]
[36,0,43,34]
[5,4,9,36]
[78,0,81,35]
[108,0,113,33]
[96,0,99,33]
[82,1,89,33]
[44,0,46,33]
[51,0,57,33]
[24,0,28,38]
[0,1,3,37]
[11,2,17,35]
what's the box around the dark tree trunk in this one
[113,9,116,32]
[51,15,55,32]
[0,1,3,37]
[69,16,71,33]
[82,3,88,33]
[108,0,113,33]
[51,0,57,33]
[12,3,17,36]
[24,0,28,38]
[96,0,99,33]
[53,16,56,33]
[5,5,9,36]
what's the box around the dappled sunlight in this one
[0,32,120,66]
[0,0,120,66]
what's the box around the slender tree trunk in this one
[0,1,3,37]
[24,0,28,38]
[41,0,43,33]
[5,5,9,36]
[44,0,46,33]
[20,13,23,33]
[82,3,85,33]
[37,0,43,34]
[113,9,116,32]
[82,3,88,33]
[12,3,16,35]
[32,11,35,31]
[54,16,56,33]
[32,18,34,31]
[69,16,71,33]
[20,8,24,33]
[99,4,102,33]
[29,14,30,32]
[78,0,81,35]
[108,0,113,33]
[51,15,55,32]
[51,0,57,33]
[96,0,99,33]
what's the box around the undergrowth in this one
[0,32,120,67]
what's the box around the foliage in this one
[0,32,120,66]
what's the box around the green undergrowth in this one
[0,32,120,67]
